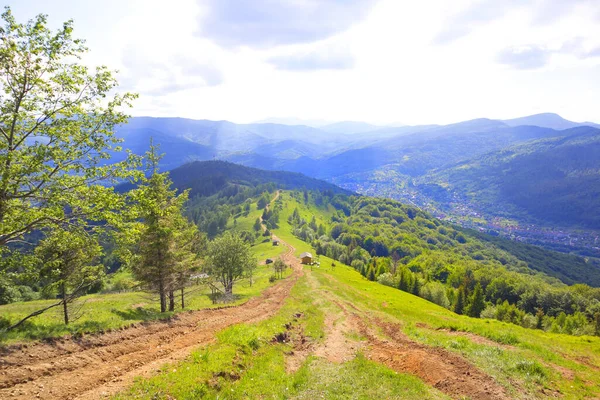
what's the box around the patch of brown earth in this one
[368,318,510,400]
[415,322,514,349]
[313,312,364,364]
[319,286,510,400]
[0,239,303,400]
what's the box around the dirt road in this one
[0,240,303,400]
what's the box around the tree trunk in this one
[169,290,175,312]
[62,283,69,325]
[159,279,166,313]
[181,287,185,309]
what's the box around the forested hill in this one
[168,160,353,198]
[161,161,351,238]
[421,126,600,229]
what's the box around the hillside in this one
[421,126,600,229]
[168,160,352,198]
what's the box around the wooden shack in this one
[300,252,313,264]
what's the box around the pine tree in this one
[467,283,485,317]
[253,218,262,231]
[128,141,192,312]
[454,286,466,315]
[411,276,420,296]
[368,267,376,281]
[536,308,545,329]
[397,271,405,291]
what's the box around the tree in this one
[126,143,191,313]
[0,8,138,250]
[467,283,485,318]
[273,258,286,280]
[8,227,103,329]
[171,218,204,309]
[205,232,256,297]
[253,218,262,231]
[454,286,466,315]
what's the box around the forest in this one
[286,192,600,336]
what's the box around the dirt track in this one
[0,239,302,400]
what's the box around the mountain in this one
[421,126,600,229]
[167,160,353,199]
[278,122,564,181]
[112,114,600,238]
[110,128,214,170]
[253,117,331,127]
[503,113,600,130]
[320,121,382,135]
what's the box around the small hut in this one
[300,252,313,265]
[266,258,274,264]
[272,239,280,246]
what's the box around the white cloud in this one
[5,0,600,125]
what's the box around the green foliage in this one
[0,7,138,250]
[286,192,600,335]
[466,283,485,318]
[205,232,256,296]
[120,143,200,312]
[454,286,466,315]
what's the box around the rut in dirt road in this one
[0,239,303,400]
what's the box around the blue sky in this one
[6,0,600,125]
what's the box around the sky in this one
[6,0,600,125]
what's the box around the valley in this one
[112,114,600,256]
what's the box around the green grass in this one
[0,263,280,344]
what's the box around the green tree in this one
[126,142,191,312]
[0,8,137,250]
[411,276,420,296]
[368,267,376,281]
[467,283,485,318]
[205,232,256,297]
[253,218,262,232]
[273,258,286,280]
[454,286,466,315]
[8,227,103,329]
[171,218,204,309]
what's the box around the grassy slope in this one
[116,192,600,399]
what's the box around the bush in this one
[376,272,395,287]
[17,285,39,301]
[0,279,22,305]
[269,275,277,283]
[421,281,450,309]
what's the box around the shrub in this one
[376,272,395,287]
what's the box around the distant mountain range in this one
[112,112,600,235]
